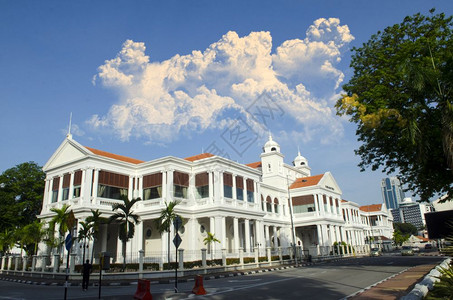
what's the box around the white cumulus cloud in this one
[89,18,354,144]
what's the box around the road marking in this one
[179,277,295,299]
[228,279,262,282]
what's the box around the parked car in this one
[424,244,433,249]
[401,246,414,256]
[370,247,382,257]
[412,247,420,253]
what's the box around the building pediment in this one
[43,138,90,171]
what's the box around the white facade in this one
[38,135,390,262]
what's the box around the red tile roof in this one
[85,147,145,164]
[246,161,262,168]
[289,174,324,189]
[360,204,382,212]
[341,200,348,203]
[415,235,431,242]
[184,153,215,162]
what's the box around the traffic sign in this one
[173,233,182,248]
[65,233,73,251]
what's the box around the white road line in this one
[179,277,296,299]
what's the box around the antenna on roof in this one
[67,112,73,140]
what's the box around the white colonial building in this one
[37,134,390,264]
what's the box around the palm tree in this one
[86,209,105,264]
[109,196,141,271]
[49,204,72,254]
[22,221,45,256]
[77,221,92,263]
[203,232,220,261]
[156,201,181,264]
[0,229,15,255]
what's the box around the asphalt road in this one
[0,255,444,300]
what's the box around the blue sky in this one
[1,1,452,205]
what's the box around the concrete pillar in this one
[278,247,282,262]
[138,250,144,279]
[41,255,48,271]
[244,219,250,253]
[32,255,37,271]
[254,246,259,263]
[178,249,184,270]
[208,171,214,201]
[70,253,76,273]
[201,248,207,268]
[22,256,28,271]
[233,217,239,252]
[222,248,226,266]
[266,247,271,263]
[239,247,244,267]
[265,225,270,247]
[272,226,278,249]
[53,254,60,273]
[14,256,20,271]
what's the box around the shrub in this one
[226,258,239,265]
[243,257,255,264]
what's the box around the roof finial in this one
[298,146,301,156]
[67,112,73,140]
[268,131,272,141]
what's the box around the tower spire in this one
[67,112,73,139]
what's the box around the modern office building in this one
[391,198,434,230]
[381,177,405,209]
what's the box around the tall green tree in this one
[156,201,181,264]
[21,220,46,256]
[77,221,92,262]
[394,222,418,236]
[49,204,72,254]
[0,162,45,232]
[203,232,220,261]
[109,196,141,271]
[86,209,105,263]
[336,10,453,201]
[0,229,15,255]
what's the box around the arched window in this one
[266,196,272,212]
[274,198,279,214]
[271,147,277,151]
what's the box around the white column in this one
[254,181,258,204]
[242,177,247,202]
[213,170,220,203]
[219,171,224,199]
[137,221,143,251]
[44,178,51,206]
[244,219,250,252]
[273,226,278,249]
[255,220,262,248]
[232,174,237,199]
[208,171,214,201]
[318,195,325,216]
[321,225,329,246]
[314,194,320,216]
[265,225,270,247]
[57,175,63,202]
[69,172,74,200]
[316,224,323,246]
[138,176,143,200]
[233,217,239,252]
[161,171,167,202]
[80,168,88,204]
[128,176,134,200]
[92,169,99,202]
[101,224,108,252]
[167,169,174,202]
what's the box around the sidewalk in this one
[349,264,438,300]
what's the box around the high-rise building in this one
[381,177,405,209]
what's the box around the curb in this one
[400,257,451,300]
